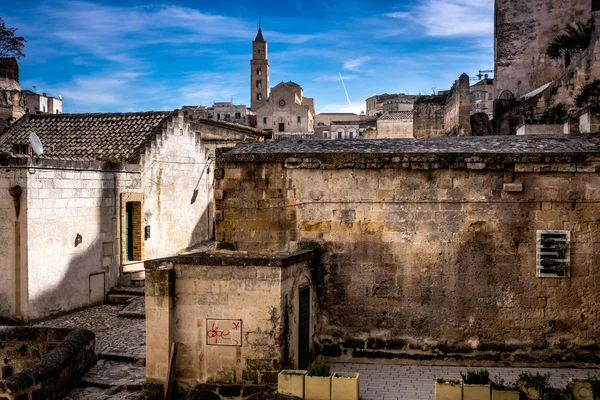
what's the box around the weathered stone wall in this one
[215,142,600,364]
[0,327,95,400]
[413,103,445,138]
[493,37,600,135]
[145,251,315,391]
[495,0,590,98]
[444,74,472,136]
[376,118,413,138]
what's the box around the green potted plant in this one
[305,362,332,400]
[331,371,360,400]
[434,377,462,400]
[516,372,549,400]
[492,377,521,400]
[461,369,491,400]
[277,369,307,398]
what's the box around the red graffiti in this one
[208,322,239,345]
[232,322,240,330]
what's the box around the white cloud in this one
[343,56,373,71]
[387,0,493,37]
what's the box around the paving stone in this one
[34,304,146,360]
[331,363,600,400]
[119,296,145,319]
[80,359,146,389]
[65,386,141,400]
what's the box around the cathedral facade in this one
[250,26,315,133]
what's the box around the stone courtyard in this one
[22,295,600,400]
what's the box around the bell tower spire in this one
[251,21,269,111]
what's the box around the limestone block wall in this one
[140,113,212,260]
[495,0,589,97]
[145,251,315,391]
[376,119,413,138]
[216,149,600,363]
[413,103,445,138]
[444,74,472,136]
[24,163,140,320]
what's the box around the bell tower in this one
[250,21,269,111]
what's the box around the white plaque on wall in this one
[206,319,242,346]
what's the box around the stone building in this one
[0,110,262,321]
[315,113,360,127]
[208,134,600,372]
[318,119,376,140]
[470,77,494,119]
[494,0,590,98]
[365,93,416,118]
[254,81,315,133]
[413,73,472,137]
[22,90,63,115]
[250,27,315,134]
[0,58,26,130]
[213,102,256,127]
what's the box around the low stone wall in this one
[0,327,95,400]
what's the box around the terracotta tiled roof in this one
[0,111,173,162]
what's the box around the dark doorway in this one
[279,122,285,132]
[125,202,134,261]
[298,288,310,369]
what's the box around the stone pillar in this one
[145,265,174,386]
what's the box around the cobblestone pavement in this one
[35,303,145,359]
[80,359,146,388]
[331,363,600,400]
[64,387,141,400]
[33,302,145,399]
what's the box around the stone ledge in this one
[0,327,95,399]
[145,249,315,270]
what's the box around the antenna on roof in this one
[29,132,44,156]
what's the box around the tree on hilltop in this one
[546,18,594,68]
[0,17,27,59]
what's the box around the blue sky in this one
[1,0,493,114]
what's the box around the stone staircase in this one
[64,287,146,399]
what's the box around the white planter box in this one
[463,383,491,400]
[434,379,462,400]
[331,372,359,400]
[492,389,521,400]
[277,369,306,398]
[305,373,332,400]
